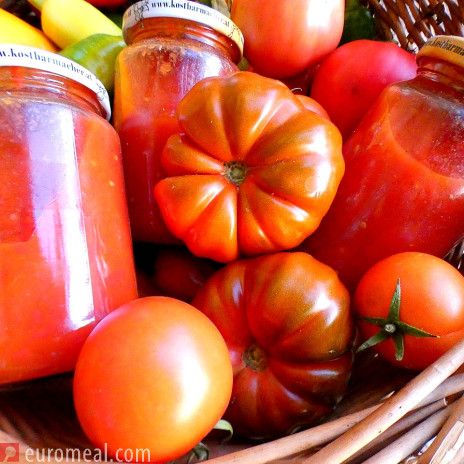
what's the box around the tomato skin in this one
[154,72,344,263]
[354,252,464,370]
[231,0,344,78]
[295,94,330,120]
[73,297,233,463]
[152,247,218,302]
[310,40,417,139]
[192,252,355,439]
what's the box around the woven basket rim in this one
[367,0,464,52]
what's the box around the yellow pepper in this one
[28,0,122,49]
[0,8,58,52]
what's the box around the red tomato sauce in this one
[117,113,181,244]
[301,76,464,293]
[0,96,138,385]
[113,14,241,244]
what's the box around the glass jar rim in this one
[123,0,244,58]
[417,35,464,69]
[0,44,111,120]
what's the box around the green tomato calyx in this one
[356,279,439,361]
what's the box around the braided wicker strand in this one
[368,0,464,52]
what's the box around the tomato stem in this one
[384,323,397,334]
[357,279,439,361]
[243,343,268,371]
[224,161,248,187]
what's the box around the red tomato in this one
[154,72,344,263]
[279,65,319,95]
[310,40,417,139]
[192,252,355,439]
[152,246,218,302]
[354,252,464,370]
[296,94,330,120]
[135,268,162,298]
[73,297,233,463]
[231,0,344,79]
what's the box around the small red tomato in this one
[73,297,233,463]
[135,268,162,298]
[310,40,417,139]
[152,246,218,302]
[354,252,464,370]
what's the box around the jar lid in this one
[123,0,244,57]
[0,44,111,120]
[417,35,464,69]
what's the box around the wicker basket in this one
[368,0,464,52]
[2,2,464,464]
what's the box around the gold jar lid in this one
[417,35,464,68]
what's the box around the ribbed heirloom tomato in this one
[154,72,344,263]
[192,252,355,439]
[73,297,233,463]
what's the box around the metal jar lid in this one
[417,35,464,69]
[0,44,111,120]
[123,0,244,58]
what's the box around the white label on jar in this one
[0,44,111,120]
[123,0,244,56]
[419,36,464,70]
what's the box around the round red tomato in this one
[73,297,233,463]
[354,252,464,370]
[192,252,355,439]
[231,0,344,78]
[152,246,218,302]
[310,39,417,139]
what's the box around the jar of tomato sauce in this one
[113,0,243,244]
[0,45,138,386]
[300,36,464,293]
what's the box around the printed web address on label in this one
[0,443,152,463]
[0,48,89,78]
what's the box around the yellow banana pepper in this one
[0,8,58,52]
[28,0,122,49]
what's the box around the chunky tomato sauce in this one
[113,17,240,244]
[301,73,464,293]
[0,93,137,385]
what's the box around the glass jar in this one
[113,0,243,244]
[300,35,464,293]
[0,44,138,386]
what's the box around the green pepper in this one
[59,33,125,95]
[339,0,376,46]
